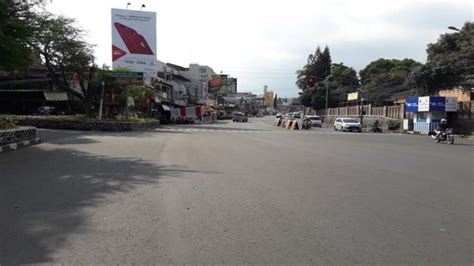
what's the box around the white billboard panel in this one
[418,96,430,112]
[445,97,458,112]
[111,8,157,76]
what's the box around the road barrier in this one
[290,120,300,130]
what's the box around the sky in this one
[45,0,473,97]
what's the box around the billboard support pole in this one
[98,81,105,120]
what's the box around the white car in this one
[334,117,362,132]
[232,112,248,122]
[304,115,322,127]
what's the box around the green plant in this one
[387,119,401,130]
[0,117,17,129]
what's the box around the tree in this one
[28,13,100,114]
[410,21,474,95]
[273,94,278,110]
[359,58,422,104]
[296,45,332,108]
[0,0,35,73]
[323,63,359,107]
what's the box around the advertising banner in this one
[429,96,445,112]
[208,75,229,94]
[264,91,274,106]
[418,96,430,112]
[112,8,157,76]
[347,92,358,101]
[445,97,458,112]
[405,97,418,112]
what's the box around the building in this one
[181,64,215,103]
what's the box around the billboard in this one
[405,97,418,112]
[208,75,230,94]
[112,8,157,76]
[445,97,458,112]
[347,92,358,101]
[264,91,274,106]
[418,96,430,112]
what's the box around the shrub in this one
[387,119,401,130]
[0,117,17,130]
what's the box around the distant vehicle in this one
[37,106,57,115]
[256,112,263,117]
[275,113,283,119]
[292,112,302,119]
[334,117,361,132]
[304,115,322,127]
[232,112,248,122]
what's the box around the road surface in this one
[1,117,473,264]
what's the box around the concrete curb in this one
[0,137,41,153]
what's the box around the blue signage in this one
[405,97,418,112]
[429,96,445,112]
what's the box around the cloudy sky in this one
[46,0,473,97]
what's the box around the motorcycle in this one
[431,128,455,144]
[371,123,382,133]
[301,119,312,130]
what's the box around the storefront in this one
[405,96,458,133]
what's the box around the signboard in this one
[110,71,144,85]
[347,92,358,101]
[445,97,458,112]
[418,96,430,112]
[264,91,274,106]
[405,97,418,112]
[208,75,229,94]
[112,8,157,76]
[429,96,445,112]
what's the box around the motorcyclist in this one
[435,118,448,140]
[372,119,381,132]
[302,117,311,129]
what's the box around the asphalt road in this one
[1,117,473,264]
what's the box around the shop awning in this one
[43,91,69,101]
[162,104,171,111]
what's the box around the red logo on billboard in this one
[112,45,127,62]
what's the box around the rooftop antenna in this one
[126,2,131,9]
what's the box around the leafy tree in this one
[0,0,35,73]
[359,58,421,104]
[296,45,332,108]
[324,63,359,107]
[28,13,100,114]
[411,21,474,95]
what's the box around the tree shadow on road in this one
[0,145,198,264]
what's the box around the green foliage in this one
[410,21,474,94]
[359,58,422,104]
[0,0,35,73]
[119,86,153,108]
[387,119,401,130]
[296,46,332,107]
[0,117,17,129]
[296,46,332,92]
[323,63,359,107]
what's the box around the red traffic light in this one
[149,95,156,102]
[308,77,316,86]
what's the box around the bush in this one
[387,119,401,130]
[0,117,18,130]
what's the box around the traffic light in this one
[308,77,316,86]
[149,95,156,103]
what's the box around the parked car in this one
[275,113,283,119]
[304,115,322,127]
[334,117,361,132]
[232,112,248,122]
